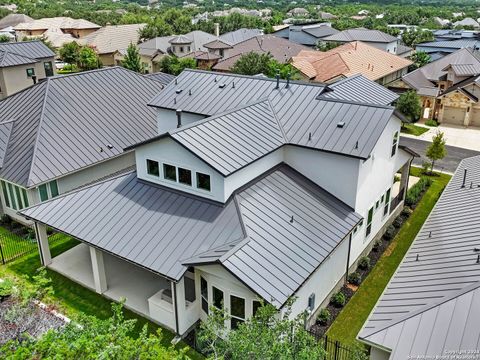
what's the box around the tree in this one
[77,46,101,71]
[197,302,326,360]
[409,51,431,70]
[158,55,196,75]
[231,52,273,76]
[0,35,10,43]
[315,41,341,51]
[396,90,422,124]
[401,28,434,47]
[122,42,142,72]
[59,41,81,65]
[426,131,447,173]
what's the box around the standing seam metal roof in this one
[323,28,398,43]
[0,40,55,59]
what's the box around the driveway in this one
[400,137,480,174]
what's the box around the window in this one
[49,180,58,198]
[384,189,391,216]
[391,131,399,157]
[178,167,192,186]
[252,300,262,316]
[163,164,177,181]
[38,184,48,202]
[146,159,159,177]
[366,207,373,236]
[230,295,245,329]
[26,68,35,77]
[21,188,29,207]
[381,194,385,203]
[375,200,379,209]
[14,186,23,209]
[180,46,184,52]
[7,183,17,210]
[212,286,223,309]
[186,46,191,52]
[1,181,30,210]
[196,172,211,191]
[44,61,54,77]
[201,277,208,314]
[1,181,10,208]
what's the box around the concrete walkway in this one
[402,123,480,151]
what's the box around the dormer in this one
[442,63,480,86]
[169,35,193,56]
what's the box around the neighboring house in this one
[287,7,309,17]
[79,24,145,66]
[453,17,480,29]
[0,14,33,30]
[14,17,100,47]
[359,156,480,360]
[219,28,263,44]
[21,69,414,337]
[212,35,309,72]
[416,39,480,61]
[0,41,56,98]
[322,28,402,54]
[319,12,336,20]
[396,48,480,126]
[433,29,479,41]
[273,22,339,46]
[292,41,412,85]
[0,67,163,223]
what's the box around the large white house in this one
[21,70,415,337]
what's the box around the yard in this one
[326,168,451,345]
[0,234,203,359]
[401,124,429,136]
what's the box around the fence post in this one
[0,241,4,264]
[334,340,340,360]
[324,335,328,352]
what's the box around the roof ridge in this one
[265,98,288,142]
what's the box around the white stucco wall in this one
[370,346,391,360]
[284,145,360,208]
[156,108,206,134]
[366,40,398,54]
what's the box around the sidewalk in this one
[401,123,480,151]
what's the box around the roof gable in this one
[323,28,398,43]
[0,50,38,68]
[0,40,55,60]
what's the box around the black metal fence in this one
[308,331,356,360]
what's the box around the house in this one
[453,17,480,29]
[79,24,146,66]
[0,14,33,30]
[273,22,339,46]
[287,7,309,17]
[0,67,163,223]
[14,17,100,47]
[20,69,415,337]
[433,29,479,41]
[416,39,480,61]
[322,28,402,55]
[219,28,263,45]
[359,155,480,360]
[397,48,480,126]
[319,12,336,20]
[291,41,412,85]
[0,41,56,98]
[212,35,309,72]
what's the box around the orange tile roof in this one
[292,41,412,82]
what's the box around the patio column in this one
[90,247,107,294]
[34,222,51,266]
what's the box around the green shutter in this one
[7,183,17,210]
[38,184,48,202]
[49,180,59,198]
[21,188,29,207]
[14,186,23,209]
[1,181,10,207]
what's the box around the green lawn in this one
[0,234,203,359]
[326,168,451,345]
[401,124,429,136]
[0,226,37,261]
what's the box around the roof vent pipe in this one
[286,72,291,88]
[32,75,37,85]
[176,109,182,128]
[275,70,280,89]
[461,169,467,188]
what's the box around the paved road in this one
[400,137,480,174]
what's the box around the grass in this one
[400,123,429,136]
[0,234,203,359]
[0,226,36,260]
[326,168,451,346]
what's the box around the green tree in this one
[396,90,422,124]
[158,55,196,75]
[59,41,81,65]
[315,41,341,51]
[0,34,10,43]
[426,131,447,173]
[77,46,101,71]
[197,302,326,360]
[122,42,142,72]
[231,52,273,76]
[409,51,431,70]
[401,28,434,47]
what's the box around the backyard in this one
[326,167,451,345]
[0,234,203,359]
[401,123,429,136]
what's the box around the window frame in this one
[26,68,35,77]
[146,159,160,177]
[38,184,49,202]
[49,180,59,198]
[230,294,246,330]
[391,131,399,157]
[252,300,262,317]
[163,163,177,182]
[7,183,17,210]
[196,172,211,192]
[178,167,192,186]
[1,180,10,208]
[200,276,208,314]
[212,286,224,310]
[366,206,374,236]
[383,188,391,216]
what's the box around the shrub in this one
[405,177,433,206]
[317,308,331,325]
[421,161,431,175]
[330,292,346,308]
[372,239,382,252]
[358,256,371,271]
[383,225,396,240]
[401,207,413,218]
[347,272,362,286]
[393,216,404,228]
[0,278,14,299]
[425,119,438,127]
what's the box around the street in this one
[400,137,480,174]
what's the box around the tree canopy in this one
[231,51,299,79]
[409,51,431,70]
[122,42,143,72]
[401,28,434,47]
[158,55,197,75]
[396,90,422,124]
[426,131,447,173]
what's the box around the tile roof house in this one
[273,22,340,46]
[0,14,33,30]
[397,48,480,127]
[20,69,415,337]
[0,40,56,99]
[359,155,480,360]
[291,41,412,85]
[0,67,163,223]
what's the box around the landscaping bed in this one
[310,171,437,338]
[400,124,429,136]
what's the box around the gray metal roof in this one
[219,28,263,45]
[144,72,175,86]
[323,28,398,43]
[21,164,360,307]
[417,39,480,50]
[359,155,480,357]
[0,49,38,68]
[0,40,55,59]
[450,63,480,76]
[302,25,339,39]
[0,67,163,187]
[0,120,13,168]
[148,70,396,160]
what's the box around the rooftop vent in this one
[106,144,113,150]
[176,89,183,94]
[355,141,358,149]
[219,83,226,88]
[337,121,345,128]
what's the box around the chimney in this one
[176,109,182,128]
[462,169,467,188]
[32,75,37,85]
[214,23,220,37]
[275,70,280,89]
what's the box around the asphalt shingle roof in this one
[0,67,163,187]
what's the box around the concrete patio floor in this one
[49,244,171,318]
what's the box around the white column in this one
[34,222,51,266]
[89,246,107,294]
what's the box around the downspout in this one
[345,233,352,282]
[404,158,413,201]
[173,281,180,335]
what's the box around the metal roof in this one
[219,28,263,45]
[144,72,175,86]
[0,120,13,168]
[0,50,38,68]
[0,67,163,187]
[21,164,360,307]
[359,155,480,358]
[302,25,339,39]
[450,63,480,76]
[203,39,233,49]
[148,70,396,160]
[323,28,398,43]
[417,39,480,50]
[0,40,55,59]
